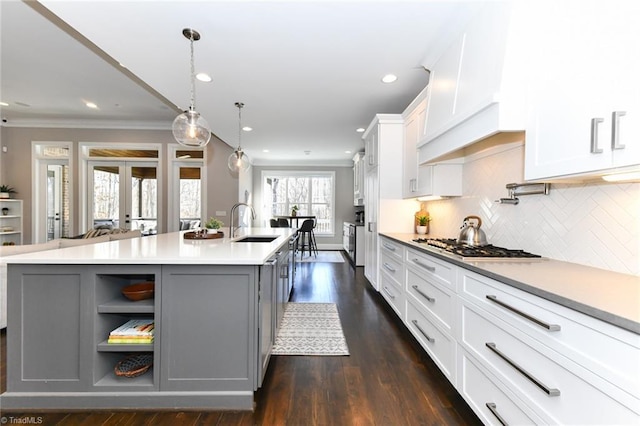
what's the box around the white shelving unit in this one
[0,199,23,246]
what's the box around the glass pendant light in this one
[227,102,251,172]
[172,28,211,147]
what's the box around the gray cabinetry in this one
[7,265,92,392]
[160,265,257,392]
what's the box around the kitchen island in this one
[1,228,296,410]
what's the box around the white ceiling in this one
[1,0,482,166]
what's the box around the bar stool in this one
[297,219,318,258]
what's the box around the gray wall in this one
[252,164,355,248]
[0,126,238,243]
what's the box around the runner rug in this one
[299,251,345,263]
[272,302,350,356]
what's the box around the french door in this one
[88,161,158,234]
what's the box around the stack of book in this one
[108,319,154,344]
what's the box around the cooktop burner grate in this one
[412,238,541,259]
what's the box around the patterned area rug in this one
[299,251,345,263]
[272,303,349,356]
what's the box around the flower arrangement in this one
[0,185,16,199]
[416,214,431,226]
[204,217,224,232]
[415,213,431,235]
[291,205,299,216]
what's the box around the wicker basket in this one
[114,353,153,378]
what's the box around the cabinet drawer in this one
[406,268,454,332]
[407,299,455,383]
[380,237,403,262]
[380,251,403,288]
[406,248,455,290]
[380,272,404,319]
[460,301,639,425]
[459,349,544,426]
[459,270,640,397]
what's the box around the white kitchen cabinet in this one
[458,269,640,425]
[419,2,530,164]
[362,115,404,291]
[352,152,365,206]
[0,199,23,246]
[524,0,640,180]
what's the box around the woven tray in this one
[114,353,153,378]
[183,231,224,240]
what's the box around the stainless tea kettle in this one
[457,215,487,246]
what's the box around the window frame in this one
[261,170,336,236]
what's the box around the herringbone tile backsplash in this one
[423,143,640,275]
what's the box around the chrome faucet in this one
[230,202,256,238]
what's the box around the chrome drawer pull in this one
[590,117,604,153]
[486,403,508,426]
[611,111,627,150]
[485,343,560,397]
[383,262,396,273]
[486,295,560,331]
[382,286,395,300]
[412,258,436,272]
[411,320,435,343]
[412,285,435,302]
[382,243,396,251]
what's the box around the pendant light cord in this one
[189,34,196,112]
[236,102,244,151]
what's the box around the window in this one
[263,171,335,235]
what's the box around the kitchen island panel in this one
[7,265,92,392]
[160,265,257,392]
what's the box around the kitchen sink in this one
[233,236,279,243]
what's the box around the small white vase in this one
[207,228,218,234]
[416,225,427,235]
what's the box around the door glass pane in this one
[46,164,70,240]
[131,166,157,235]
[178,167,201,229]
[92,165,120,229]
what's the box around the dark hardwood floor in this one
[0,253,481,425]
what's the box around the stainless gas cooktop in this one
[412,238,541,260]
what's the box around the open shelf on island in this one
[97,340,154,352]
[98,296,154,314]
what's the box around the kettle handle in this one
[463,215,483,228]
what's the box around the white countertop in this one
[383,232,640,334]
[4,228,296,265]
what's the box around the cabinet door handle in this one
[411,258,436,272]
[486,295,560,331]
[611,111,627,150]
[382,262,396,273]
[411,319,435,343]
[485,343,560,397]
[412,285,435,302]
[590,117,604,154]
[485,403,509,426]
[382,243,396,251]
[382,286,396,300]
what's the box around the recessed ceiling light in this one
[0,102,8,107]
[196,73,212,82]
[356,128,365,133]
[242,126,252,132]
[381,74,398,83]
[345,150,352,154]
[263,149,270,153]
[85,102,98,109]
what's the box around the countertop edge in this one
[380,232,640,335]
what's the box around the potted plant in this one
[291,205,299,216]
[415,214,431,235]
[0,185,16,199]
[204,217,224,234]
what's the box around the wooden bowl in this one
[122,282,155,301]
